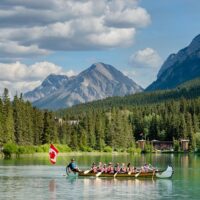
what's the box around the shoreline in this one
[0,151,131,159]
[0,151,195,159]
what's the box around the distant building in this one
[180,139,190,151]
[67,120,79,125]
[54,117,64,125]
[137,140,146,150]
[151,140,173,151]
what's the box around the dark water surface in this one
[0,153,200,200]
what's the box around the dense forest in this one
[0,78,200,153]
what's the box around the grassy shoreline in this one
[0,150,194,159]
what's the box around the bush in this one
[103,146,112,152]
[79,145,93,152]
[40,144,50,152]
[55,144,72,152]
[135,148,142,154]
[2,143,18,158]
[17,146,26,154]
[16,145,35,154]
[142,142,153,153]
[173,139,180,152]
[35,146,44,153]
[127,147,135,153]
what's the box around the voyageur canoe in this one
[67,166,173,179]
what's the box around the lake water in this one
[0,153,200,200]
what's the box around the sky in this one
[0,0,200,96]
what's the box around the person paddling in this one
[107,162,114,173]
[121,163,126,173]
[114,163,120,173]
[66,158,80,173]
[97,162,103,172]
[127,163,131,173]
[91,162,98,173]
[102,164,107,173]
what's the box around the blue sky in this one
[0,0,199,95]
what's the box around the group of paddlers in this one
[66,158,156,174]
[88,162,156,174]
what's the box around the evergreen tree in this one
[87,111,96,148]
[0,98,3,144]
[13,95,23,144]
[41,111,52,144]
[186,112,196,149]
[2,88,15,143]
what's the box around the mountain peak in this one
[24,73,69,102]
[146,34,200,91]
[24,62,143,109]
[42,74,69,88]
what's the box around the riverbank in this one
[0,151,132,159]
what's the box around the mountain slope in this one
[62,77,200,115]
[146,34,200,91]
[24,74,70,102]
[25,62,143,109]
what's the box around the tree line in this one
[1,86,200,152]
[0,88,59,146]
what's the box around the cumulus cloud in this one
[0,61,76,97]
[0,0,151,60]
[0,40,50,61]
[105,7,151,28]
[130,48,162,68]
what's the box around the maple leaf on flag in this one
[49,144,59,164]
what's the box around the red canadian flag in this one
[49,144,59,164]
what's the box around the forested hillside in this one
[0,88,59,146]
[61,78,200,115]
[1,80,200,152]
[56,80,200,151]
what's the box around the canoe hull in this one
[78,172,157,178]
[67,166,173,179]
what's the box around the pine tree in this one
[0,98,3,144]
[186,112,196,149]
[2,88,15,143]
[32,108,44,145]
[41,111,52,144]
[87,111,96,148]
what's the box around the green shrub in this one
[35,146,44,153]
[40,144,50,152]
[79,145,93,152]
[3,143,18,158]
[127,147,135,153]
[142,142,153,153]
[135,148,142,154]
[103,146,112,152]
[17,146,26,154]
[173,139,180,152]
[16,146,35,154]
[55,144,72,152]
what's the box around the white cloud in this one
[0,61,76,97]
[0,0,151,60]
[105,7,151,28]
[130,48,162,68]
[0,40,50,59]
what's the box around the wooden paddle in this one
[135,171,141,178]
[128,171,131,175]
[84,169,91,174]
[152,170,155,179]
[96,171,103,177]
[114,172,118,178]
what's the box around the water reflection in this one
[49,180,56,200]
[2,154,200,199]
[73,177,173,199]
